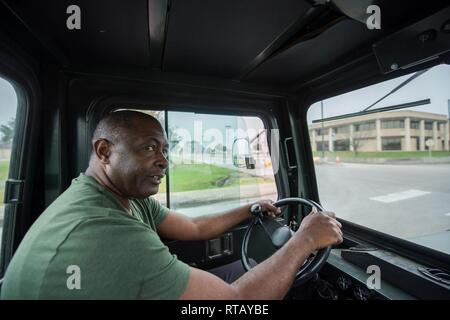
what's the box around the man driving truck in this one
[1,110,343,299]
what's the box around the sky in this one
[0,77,17,128]
[307,64,450,124]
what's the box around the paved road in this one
[177,163,450,253]
[315,163,450,240]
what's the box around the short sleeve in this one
[131,198,170,230]
[149,198,170,227]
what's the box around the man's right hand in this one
[179,209,343,300]
[294,210,343,252]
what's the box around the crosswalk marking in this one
[369,189,431,203]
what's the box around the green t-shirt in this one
[1,174,190,299]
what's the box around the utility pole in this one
[321,100,325,158]
[224,125,231,164]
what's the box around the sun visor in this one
[373,6,450,74]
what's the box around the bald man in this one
[1,111,343,299]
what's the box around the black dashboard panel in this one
[341,248,450,299]
[321,250,414,300]
[294,247,450,300]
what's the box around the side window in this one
[0,77,18,260]
[307,64,450,255]
[135,110,278,217]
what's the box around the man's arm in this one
[179,211,343,299]
[157,200,280,241]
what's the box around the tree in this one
[351,131,372,156]
[0,118,15,145]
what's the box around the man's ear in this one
[92,139,112,164]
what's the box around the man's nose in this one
[156,151,169,169]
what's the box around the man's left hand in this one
[251,200,282,218]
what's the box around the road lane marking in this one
[369,189,431,203]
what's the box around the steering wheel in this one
[241,197,332,287]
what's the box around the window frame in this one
[411,119,420,129]
[0,47,41,278]
[381,119,405,129]
[381,137,402,150]
[335,126,350,134]
[355,121,376,131]
[334,139,350,151]
[84,94,290,222]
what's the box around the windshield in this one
[307,64,450,255]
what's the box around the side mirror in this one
[232,138,256,169]
[244,156,256,170]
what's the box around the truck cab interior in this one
[0,0,449,300]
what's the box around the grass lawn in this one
[0,161,9,180]
[313,151,450,158]
[0,161,9,202]
[160,163,272,192]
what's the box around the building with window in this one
[309,110,450,152]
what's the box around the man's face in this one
[105,118,169,199]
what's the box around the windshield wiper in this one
[312,68,431,123]
[312,99,430,123]
[362,68,430,112]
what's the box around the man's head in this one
[88,110,168,199]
